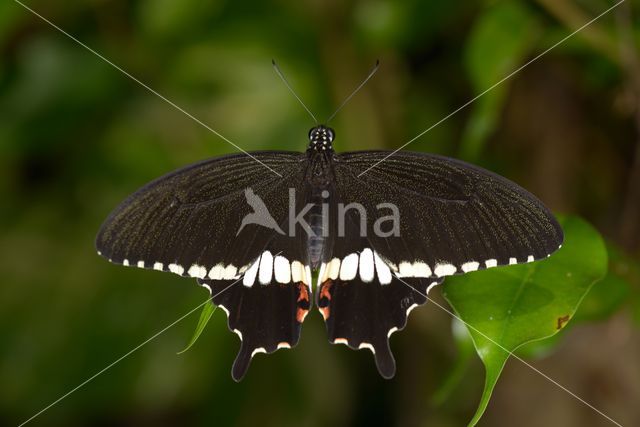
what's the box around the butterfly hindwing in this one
[317,258,441,379]
[199,249,312,381]
[315,197,441,378]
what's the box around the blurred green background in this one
[1,0,639,426]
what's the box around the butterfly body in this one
[304,125,338,268]
[96,125,563,381]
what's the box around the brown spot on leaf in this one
[556,315,570,330]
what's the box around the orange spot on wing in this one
[319,280,333,300]
[295,282,310,323]
[318,280,333,320]
[297,282,309,302]
[296,307,308,323]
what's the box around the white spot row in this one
[398,261,432,278]
[390,254,537,276]
[112,250,543,286]
[206,263,244,281]
[120,258,146,269]
[117,253,314,288]
[117,258,245,282]
[318,249,395,286]
[242,251,311,287]
[317,250,461,286]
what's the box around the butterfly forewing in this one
[96,151,306,276]
[333,150,563,275]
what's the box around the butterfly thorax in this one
[305,125,335,183]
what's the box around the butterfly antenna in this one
[272,59,318,124]
[326,59,380,124]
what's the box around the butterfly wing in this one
[311,184,439,378]
[316,201,443,377]
[317,150,563,378]
[199,246,312,381]
[333,150,563,275]
[96,151,315,380]
[96,151,307,277]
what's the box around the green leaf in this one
[177,298,215,355]
[460,1,541,161]
[516,270,629,360]
[442,216,607,426]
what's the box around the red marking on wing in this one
[295,282,310,323]
[320,280,333,301]
[296,307,308,323]
[318,280,333,320]
[297,282,309,302]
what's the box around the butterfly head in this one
[308,125,335,151]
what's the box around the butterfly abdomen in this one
[307,185,330,269]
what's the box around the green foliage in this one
[178,299,216,354]
[460,1,541,161]
[443,216,607,425]
[607,244,640,326]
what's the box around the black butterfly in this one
[96,125,563,381]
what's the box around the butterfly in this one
[96,124,563,381]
